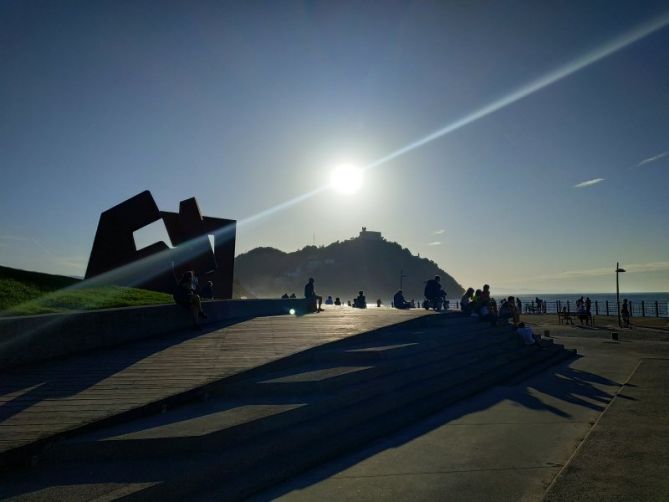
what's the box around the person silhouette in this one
[353,291,367,308]
[393,290,411,309]
[304,277,323,312]
[173,271,207,329]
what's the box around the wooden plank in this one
[0,309,429,453]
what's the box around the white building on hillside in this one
[359,227,383,240]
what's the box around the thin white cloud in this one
[432,229,445,235]
[0,235,29,241]
[635,150,668,168]
[428,241,442,246]
[573,178,605,188]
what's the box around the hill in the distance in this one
[234,229,464,302]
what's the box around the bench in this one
[524,304,546,314]
[558,310,594,326]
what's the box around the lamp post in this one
[399,270,406,291]
[616,262,626,328]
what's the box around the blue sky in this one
[1,0,668,293]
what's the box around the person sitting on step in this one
[173,270,207,329]
[476,284,497,326]
[498,296,520,326]
[353,291,367,308]
[393,290,411,309]
[460,288,475,315]
[201,280,214,300]
[515,322,548,347]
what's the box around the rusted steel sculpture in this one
[85,191,236,298]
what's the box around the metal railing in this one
[452,299,668,318]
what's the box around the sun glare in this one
[329,164,363,195]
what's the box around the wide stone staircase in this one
[3,315,575,501]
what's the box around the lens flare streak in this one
[364,12,669,172]
[4,12,669,323]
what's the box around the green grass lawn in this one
[0,265,172,316]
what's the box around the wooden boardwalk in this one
[0,308,430,456]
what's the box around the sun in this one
[329,163,363,195]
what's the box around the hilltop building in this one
[359,227,383,241]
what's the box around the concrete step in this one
[503,345,578,386]
[197,349,576,502]
[308,323,507,363]
[184,316,494,390]
[126,344,573,501]
[41,333,520,462]
[7,321,574,502]
[220,333,520,397]
[0,312,445,469]
[2,345,574,502]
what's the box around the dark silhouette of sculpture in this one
[85,191,236,298]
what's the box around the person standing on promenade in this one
[535,296,545,314]
[424,275,446,309]
[621,299,631,327]
[304,277,323,312]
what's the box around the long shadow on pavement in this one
[255,358,621,500]
[0,317,251,423]
[0,321,621,500]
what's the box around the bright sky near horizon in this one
[1,1,668,294]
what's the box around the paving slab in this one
[544,357,669,502]
[0,308,430,456]
[257,332,669,502]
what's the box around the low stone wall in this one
[0,298,310,370]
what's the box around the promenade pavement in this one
[257,322,669,501]
[0,307,429,458]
